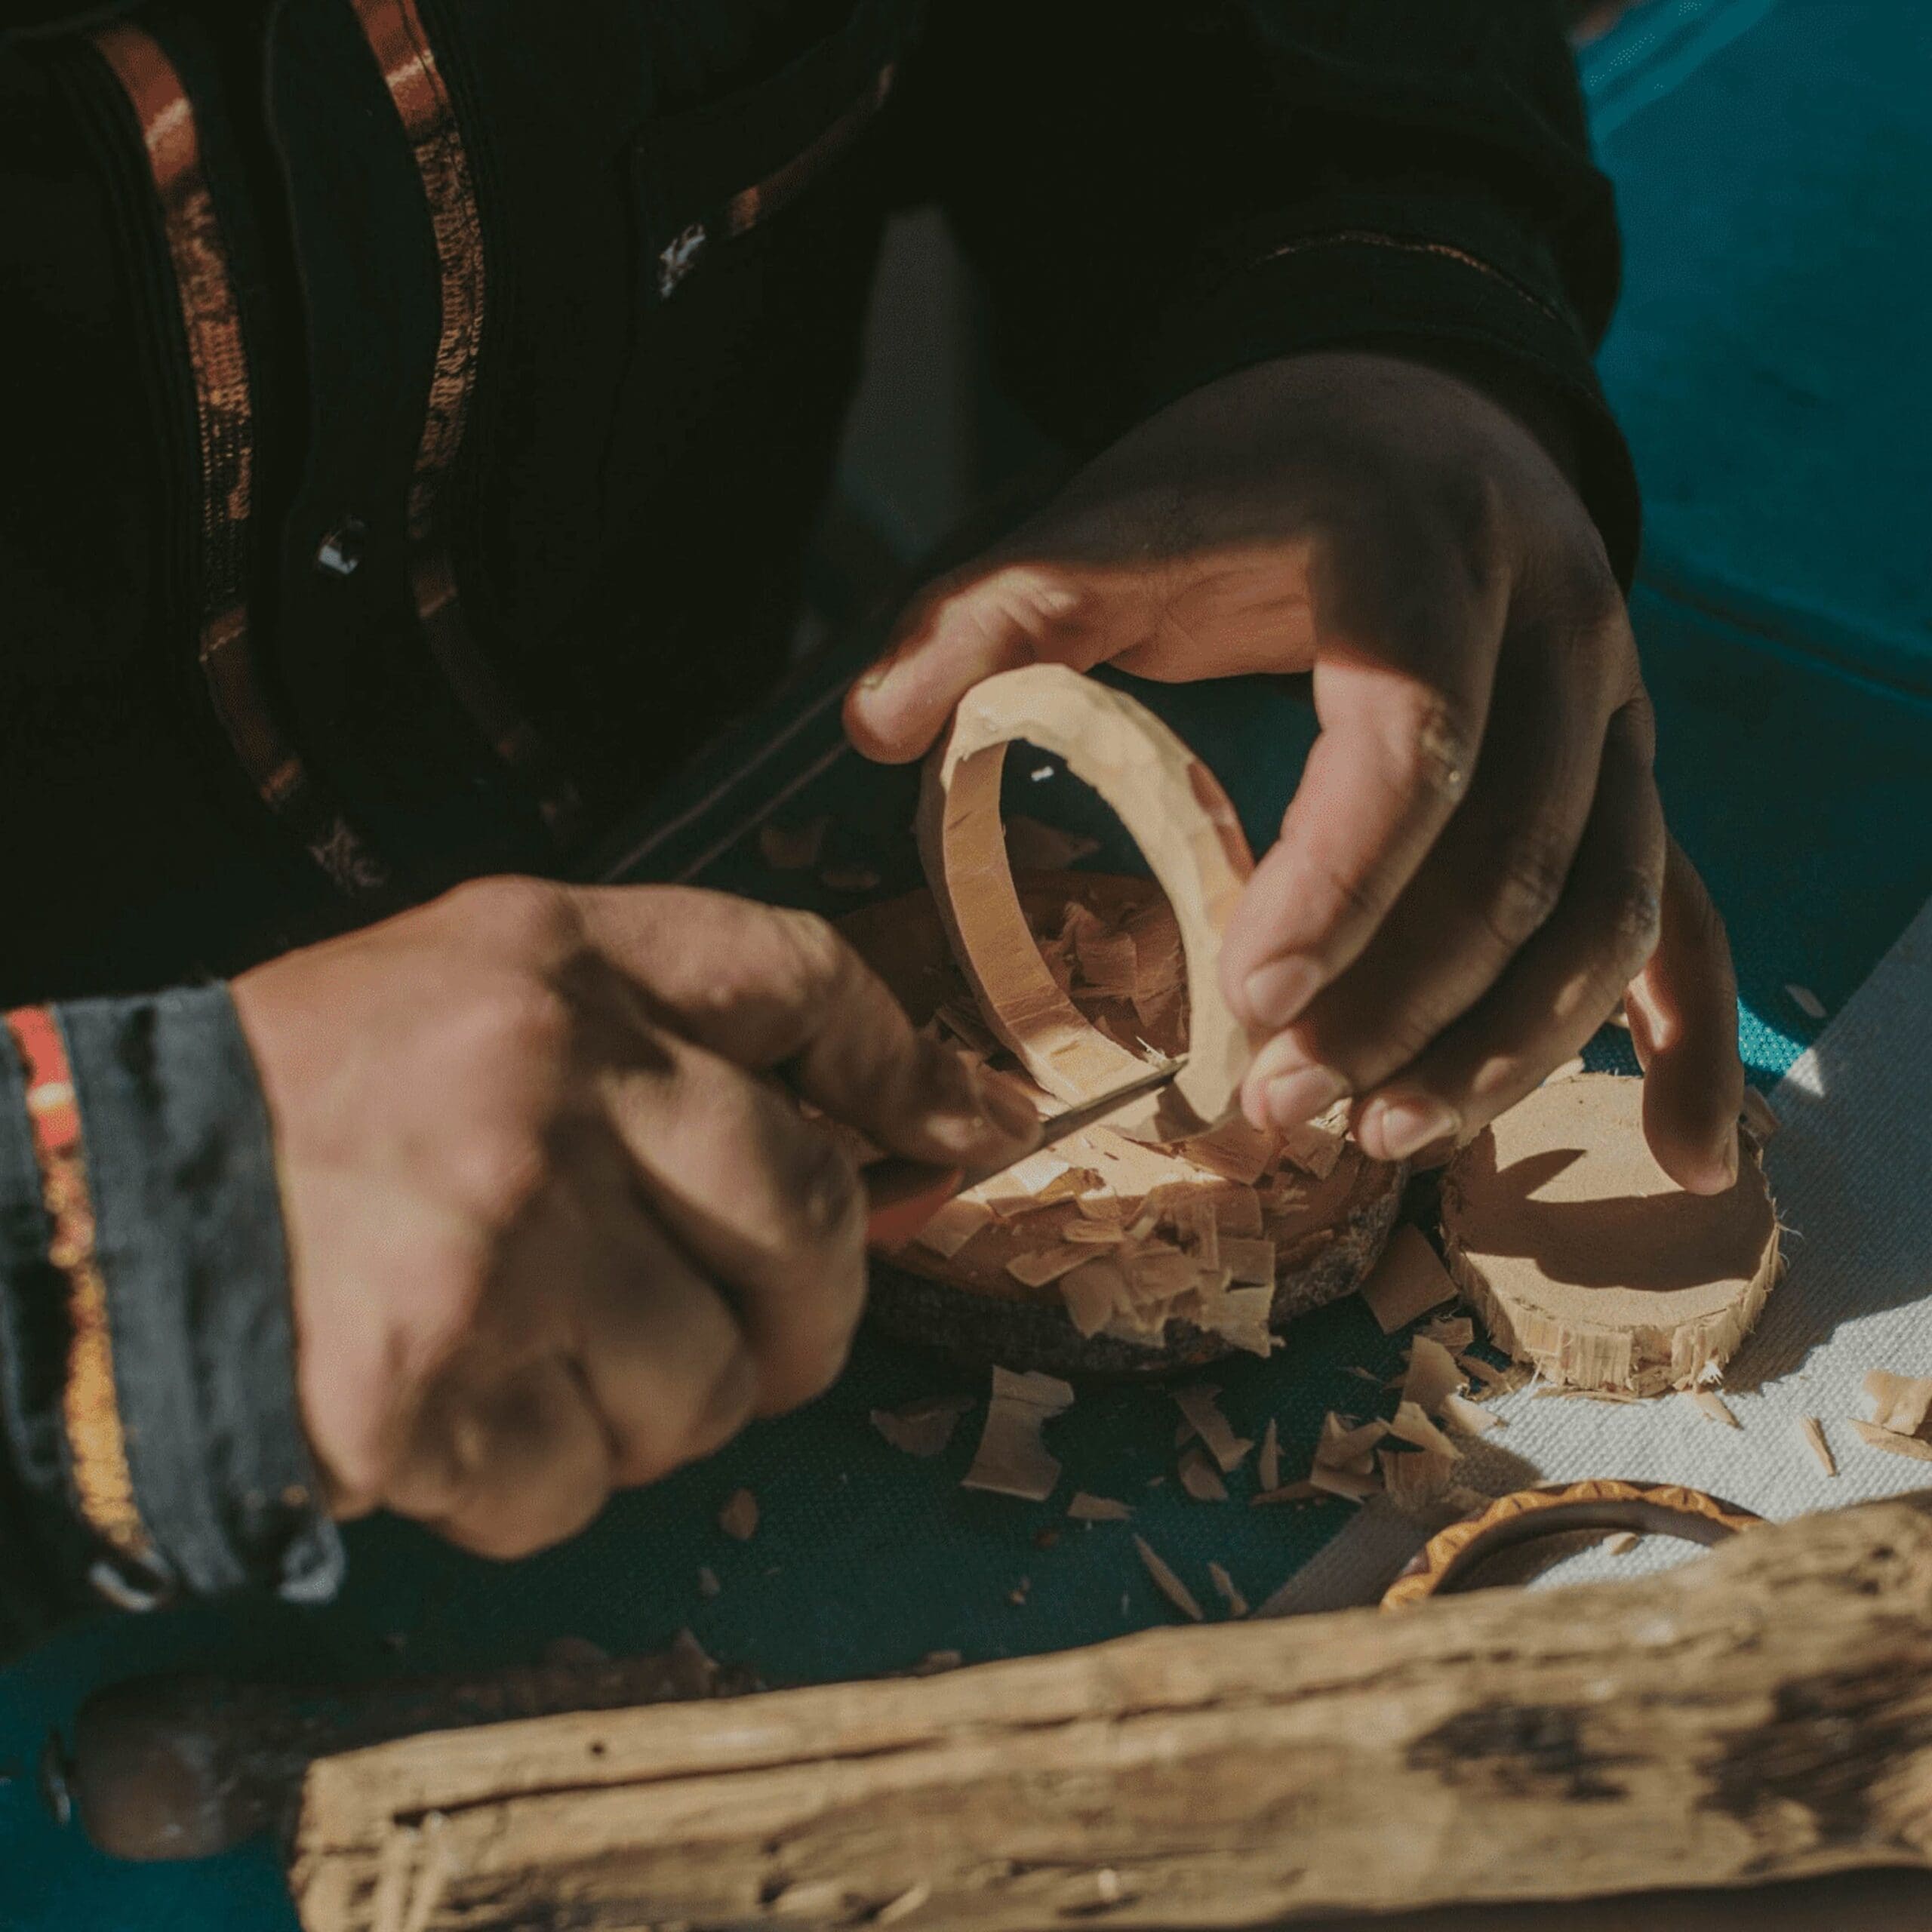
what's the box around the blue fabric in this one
[5,3,1932,1921]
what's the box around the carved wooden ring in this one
[916,665,1255,1142]
[1380,1478,1762,1609]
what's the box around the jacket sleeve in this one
[898,0,1639,583]
[0,989,340,1661]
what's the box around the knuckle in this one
[441,875,579,964]
[1389,689,1480,806]
[1481,833,1572,950]
[1604,866,1666,967]
[448,1118,552,1223]
[769,906,850,998]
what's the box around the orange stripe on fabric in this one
[4,1008,156,1566]
[91,23,389,896]
[348,0,582,840]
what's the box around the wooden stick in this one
[916,665,1254,1139]
[294,1491,1932,1930]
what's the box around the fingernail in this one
[1264,1063,1348,1129]
[1367,1096,1460,1163]
[1718,1124,1740,1189]
[1243,956,1322,1030]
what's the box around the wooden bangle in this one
[916,665,1255,1140]
[1380,1478,1762,1609]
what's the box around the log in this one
[916,664,1254,1141]
[1441,1074,1780,1395]
[292,1491,1932,1931]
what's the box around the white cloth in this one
[1262,894,1932,1616]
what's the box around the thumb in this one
[843,552,1130,764]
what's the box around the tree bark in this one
[292,1491,1932,1932]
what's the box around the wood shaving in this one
[1741,1088,1781,1143]
[1315,1412,1390,1469]
[1849,1419,1932,1463]
[1258,1418,1281,1493]
[718,1489,759,1540]
[820,863,881,893]
[1604,1531,1640,1556]
[1533,1386,1643,1404]
[1034,1164,1104,1206]
[1004,1244,1097,1288]
[697,1565,721,1598]
[876,1881,934,1925]
[1072,927,1140,998]
[1208,1561,1249,1618]
[1308,1463,1380,1502]
[1173,1385,1254,1473]
[1060,1257,1130,1337]
[1250,1481,1321,1506]
[1799,1415,1837,1477]
[756,815,828,870]
[1178,1446,1229,1503]
[1074,1191,1127,1222]
[1134,1535,1204,1621]
[1786,983,1826,1020]
[1220,1235,1277,1284]
[1180,1118,1279,1186]
[961,1367,1074,1500]
[1402,1337,1469,1415]
[998,1149,1075,1198]
[1059,1217,1133,1245]
[1004,816,1101,870]
[912,1195,995,1260]
[1684,1389,1742,1429]
[1121,1247,1201,1301]
[1278,1118,1345,1180]
[1199,1284,1277,1358]
[1387,1400,1463,1460]
[1420,1314,1476,1352]
[1860,1371,1932,1438]
[1068,1491,1134,1522]
[1360,1226,1459,1333]
[1438,1392,1503,1436]
[870,1394,976,1458]
[1379,1444,1458,1515]
[1456,1352,1527,1395]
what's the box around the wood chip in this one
[718,1488,759,1540]
[1741,1088,1781,1143]
[1220,1235,1277,1284]
[1860,1371,1932,1438]
[1061,1257,1131,1337]
[1258,1418,1281,1493]
[876,1881,934,1924]
[1208,1561,1249,1618]
[1178,1445,1229,1503]
[1379,1444,1458,1515]
[1402,1337,1469,1415]
[1438,1392,1503,1437]
[870,1394,976,1458]
[1360,1226,1459,1334]
[1278,1118,1345,1179]
[1315,1413,1391,1468]
[1786,983,1826,1020]
[1799,1415,1837,1477]
[1850,1419,1932,1463]
[757,815,829,870]
[1004,1244,1097,1288]
[1387,1400,1463,1460]
[1307,1463,1380,1502]
[1604,1531,1640,1556]
[1172,1385,1253,1474]
[1068,1491,1134,1522]
[820,863,881,894]
[1004,816,1101,870]
[911,1195,995,1260]
[1420,1314,1476,1352]
[1250,1481,1322,1506]
[1134,1535,1204,1621]
[1684,1389,1742,1429]
[961,1367,1075,1500]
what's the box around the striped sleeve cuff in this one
[0,989,340,1642]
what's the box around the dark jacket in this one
[0,0,1633,1654]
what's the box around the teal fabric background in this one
[5,2,1931,1921]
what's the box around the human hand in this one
[232,880,1036,1558]
[844,352,1742,1192]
